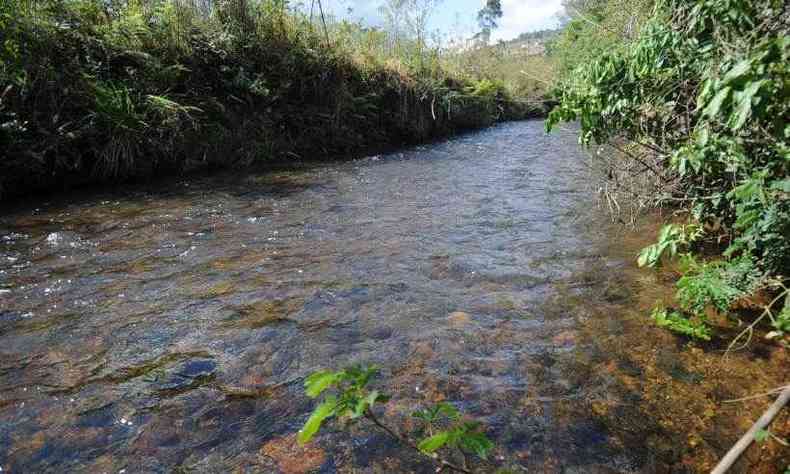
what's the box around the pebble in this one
[447,311,472,327]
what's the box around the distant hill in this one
[497,29,560,56]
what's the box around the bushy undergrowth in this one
[0,0,543,198]
[548,0,789,341]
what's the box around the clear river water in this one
[2,120,785,473]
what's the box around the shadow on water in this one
[1,120,787,473]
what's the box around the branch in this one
[711,386,790,474]
[725,288,788,357]
[364,409,473,474]
[723,385,790,404]
[316,0,330,44]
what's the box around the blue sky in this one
[319,0,564,42]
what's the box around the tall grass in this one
[0,0,547,198]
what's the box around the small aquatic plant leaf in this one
[299,396,338,444]
[650,307,711,341]
[418,431,450,454]
[459,430,494,459]
[352,389,384,418]
[304,370,341,398]
[435,402,460,421]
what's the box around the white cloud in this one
[490,0,563,41]
[318,0,563,41]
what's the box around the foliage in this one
[548,0,654,75]
[676,254,763,315]
[755,429,771,443]
[637,224,703,267]
[548,0,789,340]
[299,365,387,444]
[477,0,503,42]
[412,402,494,460]
[651,307,711,341]
[0,0,540,199]
[775,300,790,334]
[300,365,494,472]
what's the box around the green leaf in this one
[353,389,383,418]
[304,371,340,398]
[345,364,379,388]
[418,431,451,454]
[435,402,460,421]
[702,86,731,118]
[728,80,764,130]
[637,246,652,267]
[460,431,494,459]
[770,179,790,193]
[298,396,338,444]
[722,59,751,85]
[755,429,770,443]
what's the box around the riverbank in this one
[0,1,548,201]
[565,216,789,473]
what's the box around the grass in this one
[0,0,551,199]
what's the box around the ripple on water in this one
[0,121,730,472]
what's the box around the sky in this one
[319,0,564,42]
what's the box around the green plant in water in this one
[299,365,494,473]
[412,402,494,461]
[755,428,789,448]
[637,224,703,268]
[774,301,790,335]
[650,307,711,341]
[675,254,762,315]
[548,0,788,344]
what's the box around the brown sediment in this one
[569,216,790,473]
[223,298,304,329]
[259,433,326,474]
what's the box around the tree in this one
[476,0,502,43]
[403,0,441,51]
[379,0,407,53]
[379,0,441,66]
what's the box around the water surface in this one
[1,121,678,472]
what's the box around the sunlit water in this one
[1,121,654,472]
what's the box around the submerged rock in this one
[447,311,472,328]
[552,330,577,347]
[259,433,326,474]
[153,358,217,394]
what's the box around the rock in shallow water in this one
[153,358,217,394]
[447,311,472,328]
[259,433,326,474]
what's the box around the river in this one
[1,120,786,473]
